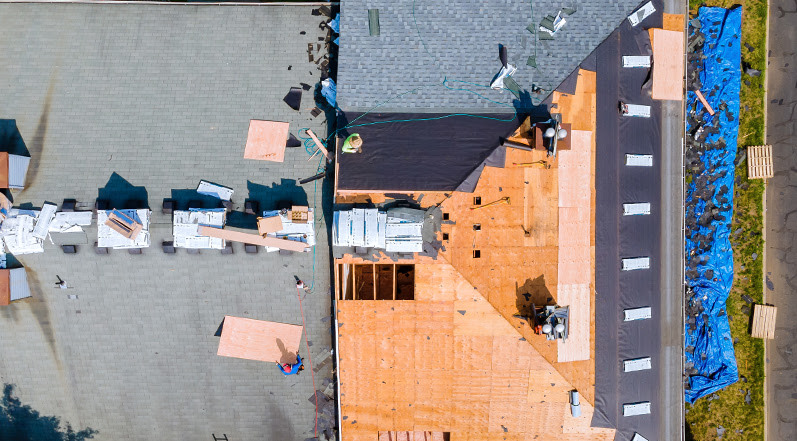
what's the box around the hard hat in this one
[555,323,565,333]
[349,134,363,148]
[544,127,556,138]
[557,128,568,139]
[542,324,553,334]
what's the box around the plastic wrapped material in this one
[683,6,742,404]
[321,78,337,108]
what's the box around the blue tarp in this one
[684,6,742,404]
[321,78,337,108]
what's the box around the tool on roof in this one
[512,160,550,169]
[531,303,569,340]
[470,196,510,210]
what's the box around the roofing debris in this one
[684,6,742,403]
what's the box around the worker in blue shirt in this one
[276,355,305,376]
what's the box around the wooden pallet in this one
[751,304,777,339]
[747,145,774,179]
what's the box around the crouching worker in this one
[276,355,305,376]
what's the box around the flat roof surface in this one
[0,4,332,440]
[337,0,646,112]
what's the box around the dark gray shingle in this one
[338,0,646,112]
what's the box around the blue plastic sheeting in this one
[684,6,742,404]
[329,14,340,33]
[321,78,337,108]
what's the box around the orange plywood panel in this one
[557,284,591,362]
[0,152,8,188]
[0,269,9,306]
[663,13,684,32]
[651,29,685,101]
[216,316,302,364]
[244,119,289,162]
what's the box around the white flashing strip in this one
[622,257,650,271]
[623,357,652,372]
[624,307,652,321]
[632,433,650,441]
[623,203,651,216]
[628,1,656,27]
[623,402,651,416]
[623,55,651,68]
[625,104,652,117]
[626,154,654,166]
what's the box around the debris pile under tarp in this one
[683,6,741,403]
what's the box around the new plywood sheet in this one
[243,120,289,162]
[557,284,591,362]
[651,29,685,100]
[217,316,303,364]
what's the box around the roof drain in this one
[368,9,380,36]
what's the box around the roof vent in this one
[368,9,380,36]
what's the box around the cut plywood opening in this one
[651,29,685,100]
[376,264,395,300]
[217,316,303,364]
[751,304,777,339]
[338,263,414,300]
[396,265,415,300]
[354,264,376,300]
[747,145,773,179]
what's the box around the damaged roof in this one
[337,0,646,112]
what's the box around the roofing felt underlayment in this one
[336,0,653,112]
[335,112,520,191]
[593,4,664,439]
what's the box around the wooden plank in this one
[307,129,332,161]
[651,29,685,101]
[0,152,8,188]
[198,225,308,252]
[0,269,9,306]
[694,90,715,115]
[372,263,377,301]
[257,216,283,235]
[393,264,396,300]
[352,264,357,301]
[217,315,303,364]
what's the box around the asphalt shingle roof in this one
[337,0,646,112]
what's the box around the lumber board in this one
[198,225,308,252]
[307,129,332,160]
[694,89,715,115]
